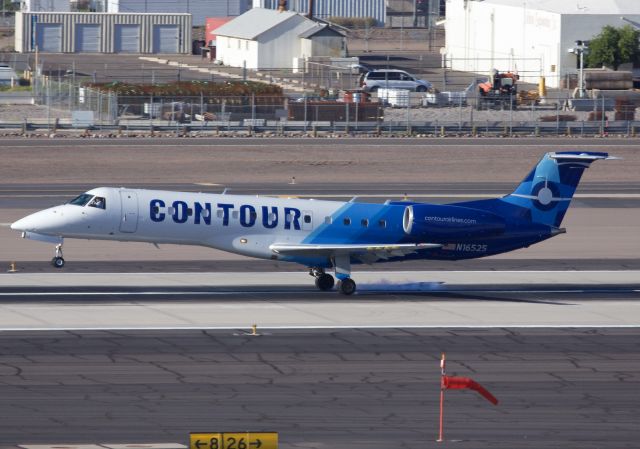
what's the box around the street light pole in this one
[568,40,589,99]
[578,48,584,98]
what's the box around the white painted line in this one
[0,270,637,276]
[2,325,640,332]
[19,445,104,449]
[102,444,186,449]
[0,288,633,296]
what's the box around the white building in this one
[21,0,70,12]
[102,0,251,25]
[445,0,640,88]
[214,8,345,70]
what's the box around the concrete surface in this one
[0,271,638,329]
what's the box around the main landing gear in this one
[310,267,335,291]
[51,244,65,268]
[310,254,357,295]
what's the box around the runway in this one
[0,271,639,330]
[0,328,638,449]
[0,137,638,448]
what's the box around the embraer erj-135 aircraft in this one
[11,151,612,295]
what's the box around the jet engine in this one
[403,204,506,241]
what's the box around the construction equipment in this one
[477,69,519,110]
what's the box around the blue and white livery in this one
[11,151,613,294]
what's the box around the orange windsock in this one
[442,375,499,405]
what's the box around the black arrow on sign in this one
[249,440,262,448]
[194,440,206,449]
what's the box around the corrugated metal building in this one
[21,0,70,12]
[15,12,191,53]
[253,0,386,25]
[105,0,251,26]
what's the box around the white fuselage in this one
[13,187,351,261]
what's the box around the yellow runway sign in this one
[190,432,277,449]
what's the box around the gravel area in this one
[0,104,71,121]
[383,104,633,123]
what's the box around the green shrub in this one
[82,80,283,97]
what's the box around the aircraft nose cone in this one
[11,216,33,232]
[11,209,63,234]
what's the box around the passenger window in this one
[343,217,351,226]
[88,196,106,210]
[304,215,312,224]
[232,211,239,219]
[250,211,258,220]
[168,207,175,215]
[186,208,193,216]
[361,219,368,227]
[217,210,223,218]
[378,219,387,228]
[325,216,332,224]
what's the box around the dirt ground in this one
[0,139,638,185]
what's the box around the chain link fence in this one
[1,72,638,136]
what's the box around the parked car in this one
[0,64,19,86]
[360,69,432,92]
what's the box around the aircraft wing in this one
[270,242,441,263]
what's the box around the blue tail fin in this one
[453,152,611,228]
[502,151,610,227]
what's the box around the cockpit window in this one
[88,196,106,210]
[69,193,93,206]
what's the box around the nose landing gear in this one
[51,244,65,268]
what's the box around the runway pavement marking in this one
[19,445,105,449]
[102,444,186,449]
[0,269,634,276]
[0,288,636,296]
[2,324,640,332]
[19,444,186,449]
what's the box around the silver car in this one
[360,69,432,92]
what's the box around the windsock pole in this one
[437,352,446,442]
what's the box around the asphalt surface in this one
[1,182,639,209]
[0,328,638,449]
[6,258,640,273]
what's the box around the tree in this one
[618,25,640,66]
[586,25,640,69]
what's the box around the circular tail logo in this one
[531,182,560,211]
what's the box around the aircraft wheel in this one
[337,278,356,295]
[315,273,335,291]
[52,257,65,268]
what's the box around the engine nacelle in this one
[403,204,506,241]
